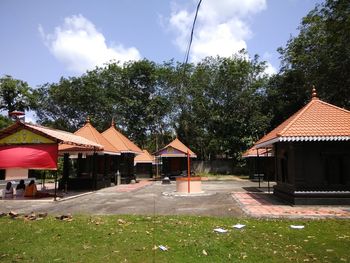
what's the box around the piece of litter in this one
[213,228,228,233]
[290,225,304,229]
[202,249,208,256]
[233,224,246,229]
[159,245,168,251]
[117,219,126,224]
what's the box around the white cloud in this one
[168,0,266,62]
[262,52,277,76]
[24,110,37,124]
[39,15,141,73]
[264,61,277,76]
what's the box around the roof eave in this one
[254,137,279,148]
[255,136,350,148]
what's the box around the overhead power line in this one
[183,0,203,65]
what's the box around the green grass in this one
[0,215,349,262]
[197,173,250,180]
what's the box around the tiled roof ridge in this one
[109,126,129,149]
[86,122,100,144]
[254,96,350,147]
[163,137,196,156]
[74,122,119,152]
[317,98,350,114]
[102,126,142,153]
[278,98,350,137]
[74,122,99,144]
[26,123,74,135]
[171,138,188,152]
[277,99,316,136]
[15,122,103,149]
[144,149,154,158]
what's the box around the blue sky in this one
[1,0,323,89]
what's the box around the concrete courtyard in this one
[1,178,350,219]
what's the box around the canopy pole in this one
[187,149,190,193]
[256,148,261,188]
[266,147,270,193]
[54,170,57,201]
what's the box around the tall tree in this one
[0,75,33,116]
[175,52,271,161]
[269,0,350,126]
[34,60,172,149]
[0,115,13,130]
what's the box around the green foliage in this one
[34,60,172,149]
[0,115,13,130]
[269,0,350,126]
[175,52,271,161]
[2,0,350,166]
[33,54,269,161]
[0,75,34,116]
[0,215,349,262]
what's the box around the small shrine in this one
[253,88,350,204]
[154,138,197,179]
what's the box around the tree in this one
[174,52,271,161]
[270,0,350,122]
[34,60,173,149]
[0,75,33,116]
[0,115,13,130]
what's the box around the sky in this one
[0,0,324,89]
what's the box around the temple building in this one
[134,149,155,178]
[154,138,197,179]
[253,88,350,204]
[59,117,120,190]
[0,121,101,182]
[242,146,274,181]
[102,120,142,183]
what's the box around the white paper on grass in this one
[290,225,305,229]
[232,224,246,229]
[159,245,168,251]
[213,228,228,233]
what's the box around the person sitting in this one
[24,180,37,197]
[4,182,14,198]
[15,179,26,196]
[24,180,54,198]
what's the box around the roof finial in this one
[86,116,90,123]
[311,85,318,100]
[111,117,115,127]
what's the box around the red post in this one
[187,149,190,193]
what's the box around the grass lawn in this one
[198,173,250,180]
[0,215,349,262]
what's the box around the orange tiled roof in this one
[102,123,142,154]
[61,120,119,154]
[156,138,197,157]
[255,96,350,148]
[0,121,103,149]
[134,150,155,164]
[242,146,273,158]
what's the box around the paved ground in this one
[1,179,350,219]
[0,180,245,217]
[232,191,350,219]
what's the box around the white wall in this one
[5,168,28,180]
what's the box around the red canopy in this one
[0,144,58,169]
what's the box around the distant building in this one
[242,146,274,181]
[154,138,197,179]
[134,150,155,178]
